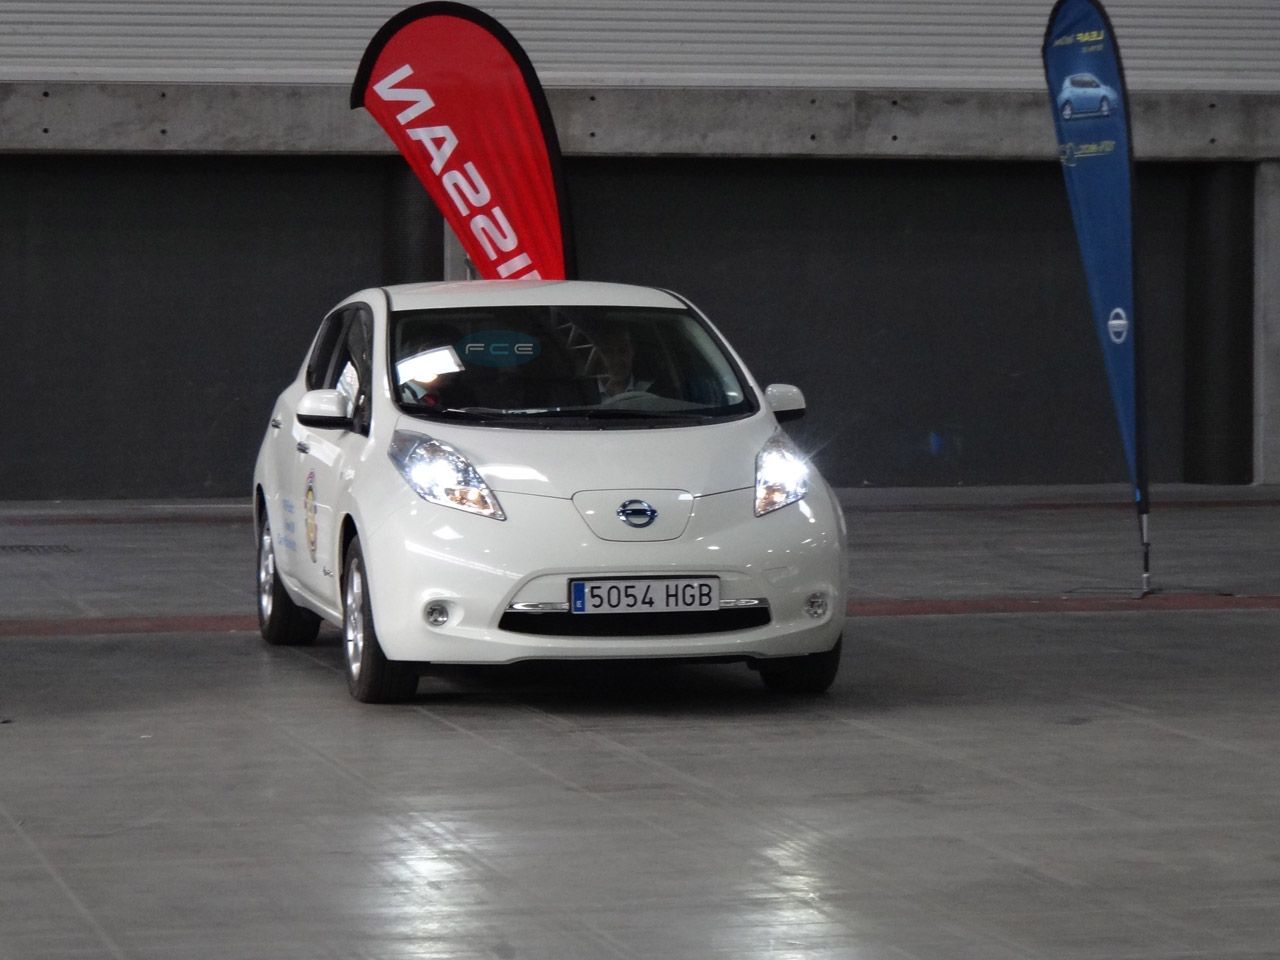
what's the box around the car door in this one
[294,305,375,605]
[267,308,348,590]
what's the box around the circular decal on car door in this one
[305,471,318,562]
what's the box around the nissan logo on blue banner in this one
[1043,0,1151,592]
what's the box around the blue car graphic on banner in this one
[1057,73,1120,120]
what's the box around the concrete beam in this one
[2,81,1278,161]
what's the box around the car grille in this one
[498,607,771,637]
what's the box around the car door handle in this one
[296,442,310,454]
[270,417,282,430]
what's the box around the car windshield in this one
[390,305,757,428]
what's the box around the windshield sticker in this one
[457,330,541,367]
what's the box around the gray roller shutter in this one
[0,0,1278,92]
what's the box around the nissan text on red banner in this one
[352,2,575,281]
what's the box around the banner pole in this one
[1139,509,1151,597]
[1044,0,1151,600]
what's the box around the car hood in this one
[395,413,778,499]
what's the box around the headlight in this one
[388,431,505,520]
[755,431,810,516]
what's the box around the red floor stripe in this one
[0,615,258,637]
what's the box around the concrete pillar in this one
[1255,162,1280,483]
[382,164,442,284]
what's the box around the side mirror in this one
[765,383,806,423]
[296,389,353,430]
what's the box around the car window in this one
[332,309,373,434]
[389,305,756,429]
[304,306,374,434]
[306,309,348,391]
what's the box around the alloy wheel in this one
[344,558,365,681]
[258,523,275,623]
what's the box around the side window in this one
[306,310,348,391]
[331,309,374,434]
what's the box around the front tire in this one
[343,536,418,703]
[258,516,320,646]
[757,638,842,695]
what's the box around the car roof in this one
[382,280,687,312]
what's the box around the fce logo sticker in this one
[458,330,541,367]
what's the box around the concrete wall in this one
[2,83,1278,161]
[568,156,1219,489]
[0,156,438,498]
[0,150,1252,496]
[2,77,1269,496]
[1,70,1277,492]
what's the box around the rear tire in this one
[342,536,418,703]
[757,638,842,695]
[257,515,321,646]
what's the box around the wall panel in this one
[0,1,1277,92]
[568,157,1226,487]
[0,154,437,498]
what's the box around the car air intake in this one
[498,607,770,637]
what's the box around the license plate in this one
[570,577,720,614]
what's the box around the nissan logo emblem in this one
[1108,307,1129,344]
[617,499,658,528]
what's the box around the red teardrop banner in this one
[352,2,575,280]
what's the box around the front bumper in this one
[359,484,847,664]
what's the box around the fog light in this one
[804,592,828,619]
[425,601,449,627]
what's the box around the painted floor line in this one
[0,514,250,526]
[846,593,1280,616]
[845,499,1280,514]
[0,615,258,637]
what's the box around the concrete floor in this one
[2,487,1279,959]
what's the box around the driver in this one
[590,325,651,398]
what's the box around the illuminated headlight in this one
[754,431,810,517]
[388,431,505,520]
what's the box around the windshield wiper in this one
[418,407,505,421]
[511,408,712,420]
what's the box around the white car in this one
[253,280,847,701]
